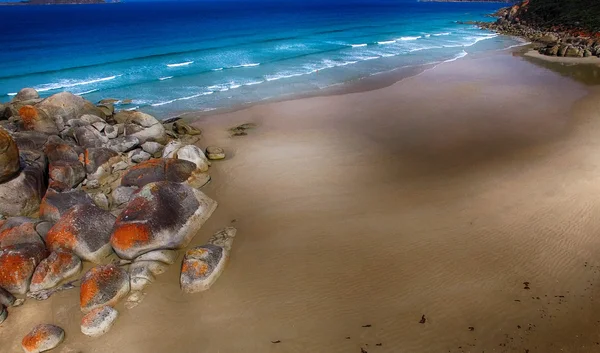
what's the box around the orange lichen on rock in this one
[184,262,209,277]
[0,252,30,287]
[80,274,100,309]
[18,105,39,130]
[46,218,78,250]
[111,223,151,250]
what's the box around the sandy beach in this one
[4,49,600,352]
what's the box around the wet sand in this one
[4,51,600,352]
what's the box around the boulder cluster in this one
[476,1,600,58]
[0,88,238,350]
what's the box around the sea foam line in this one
[444,50,468,63]
[151,91,213,107]
[35,75,121,92]
[351,43,368,48]
[398,36,421,41]
[232,63,260,68]
[159,76,174,81]
[167,61,194,68]
[433,32,451,36]
[377,40,396,45]
[75,89,98,96]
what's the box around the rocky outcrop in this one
[37,92,105,132]
[18,105,59,135]
[21,324,64,353]
[180,227,237,293]
[0,217,45,248]
[40,188,94,223]
[479,0,600,58]
[110,181,217,259]
[113,111,167,144]
[12,88,40,103]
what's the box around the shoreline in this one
[4,40,600,353]
[179,42,532,122]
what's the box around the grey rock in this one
[80,264,130,313]
[141,141,164,155]
[106,136,140,153]
[162,140,182,158]
[111,186,138,206]
[93,193,110,210]
[130,149,151,163]
[81,306,119,337]
[36,92,106,132]
[73,125,108,148]
[29,250,82,293]
[112,161,129,172]
[176,145,210,172]
[113,111,167,144]
[0,304,6,324]
[104,125,118,139]
[92,121,106,132]
[180,227,237,293]
[12,88,39,102]
[0,286,16,307]
[135,249,177,265]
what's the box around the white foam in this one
[363,56,380,61]
[34,75,120,92]
[504,42,532,50]
[232,63,260,68]
[167,61,194,68]
[433,32,451,36]
[244,81,264,86]
[125,106,140,111]
[377,40,396,45]
[351,43,368,48]
[443,50,468,63]
[75,89,98,96]
[399,36,421,41]
[159,76,174,81]
[424,34,431,38]
[151,92,213,107]
[7,92,17,96]
[212,67,224,71]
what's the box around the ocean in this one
[0,0,522,118]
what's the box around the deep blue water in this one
[0,0,521,118]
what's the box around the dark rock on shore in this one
[478,0,600,59]
[110,181,217,259]
[30,250,82,293]
[46,204,116,263]
[80,264,129,313]
[120,158,197,188]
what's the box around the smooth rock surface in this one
[0,151,47,217]
[0,286,16,306]
[81,306,119,337]
[80,264,130,313]
[46,204,116,263]
[113,111,167,144]
[12,88,39,102]
[37,92,105,132]
[30,250,82,293]
[21,324,64,353]
[111,181,217,259]
[176,145,210,172]
[18,105,59,135]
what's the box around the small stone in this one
[176,145,210,172]
[112,161,129,172]
[130,149,151,163]
[93,193,110,210]
[111,186,138,207]
[80,264,130,313]
[141,141,164,155]
[81,306,119,337]
[206,146,225,160]
[180,227,237,293]
[22,324,64,353]
[104,125,118,139]
[173,120,201,136]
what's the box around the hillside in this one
[518,0,600,32]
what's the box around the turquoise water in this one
[0,0,521,118]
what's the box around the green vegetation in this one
[523,0,600,32]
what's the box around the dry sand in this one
[4,51,600,353]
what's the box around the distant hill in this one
[518,0,600,32]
